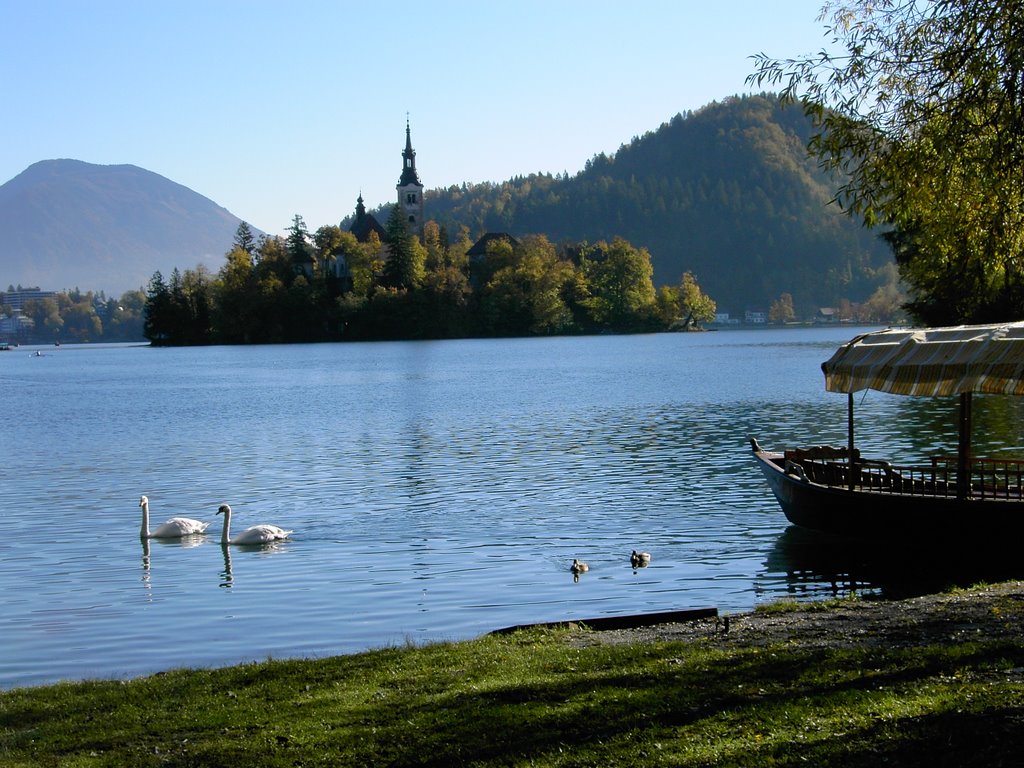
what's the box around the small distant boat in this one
[752,322,1024,541]
[0,342,10,351]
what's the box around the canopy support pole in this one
[957,392,972,501]
[848,392,856,491]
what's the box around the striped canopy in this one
[822,322,1024,396]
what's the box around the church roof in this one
[467,232,519,258]
[350,213,387,243]
[349,195,387,242]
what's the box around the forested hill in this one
[422,94,893,316]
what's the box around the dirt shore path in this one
[573,581,1024,653]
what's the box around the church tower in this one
[397,118,424,237]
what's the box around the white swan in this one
[139,495,210,538]
[217,503,293,545]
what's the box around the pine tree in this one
[382,205,425,290]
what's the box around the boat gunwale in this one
[752,442,1024,503]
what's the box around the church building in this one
[348,193,387,243]
[348,119,424,243]
[397,119,424,236]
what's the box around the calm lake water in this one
[4,328,1024,689]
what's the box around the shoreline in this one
[571,580,1024,654]
[4,581,1024,765]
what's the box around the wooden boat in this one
[752,322,1024,541]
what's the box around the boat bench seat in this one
[785,445,860,462]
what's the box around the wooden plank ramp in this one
[490,607,718,635]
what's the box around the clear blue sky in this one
[2,1,831,237]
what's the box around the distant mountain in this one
[0,160,254,296]
[423,94,894,315]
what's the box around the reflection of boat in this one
[753,322,1024,541]
[765,525,1024,600]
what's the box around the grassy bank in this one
[3,588,1024,767]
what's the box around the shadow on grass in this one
[312,639,1024,766]
[3,635,1024,766]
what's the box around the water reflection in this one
[220,545,233,589]
[138,534,211,595]
[219,541,290,589]
[765,525,1024,601]
[140,538,151,591]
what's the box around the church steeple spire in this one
[396,116,424,236]
[398,118,421,186]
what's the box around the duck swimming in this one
[630,550,652,568]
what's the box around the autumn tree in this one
[750,0,1024,324]
[23,296,64,340]
[61,297,103,342]
[768,292,796,323]
[213,246,256,342]
[417,221,472,337]
[477,235,575,336]
[579,238,658,331]
[678,272,717,325]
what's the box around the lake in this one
[4,328,1023,689]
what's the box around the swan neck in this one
[220,507,231,545]
[140,500,150,538]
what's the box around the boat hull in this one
[751,447,1023,541]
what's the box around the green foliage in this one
[424,95,893,315]
[233,220,257,255]
[477,235,577,336]
[382,205,426,290]
[142,271,170,342]
[750,0,1024,324]
[2,288,144,344]
[678,271,717,325]
[143,267,214,345]
[656,272,717,329]
[142,218,712,344]
[285,214,314,272]
[579,238,659,331]
[130,93,915,339]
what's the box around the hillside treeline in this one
[142,216,718,346]
[414,94,897,317]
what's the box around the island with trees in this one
[141,215,719,346]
